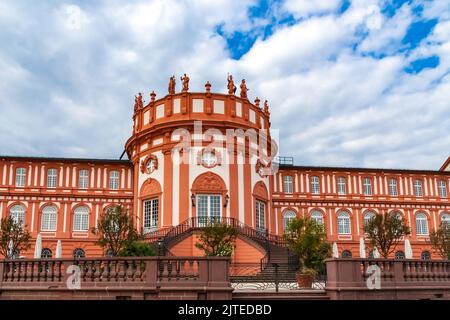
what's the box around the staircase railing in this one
[156,216,287,271]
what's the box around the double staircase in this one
[145,217,299,276]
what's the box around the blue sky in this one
[0,0,449,170]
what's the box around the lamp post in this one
[157,237,164,256]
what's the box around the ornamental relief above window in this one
[140,154,159,174]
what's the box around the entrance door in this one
[197,194,221,226]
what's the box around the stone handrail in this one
[325,258,450,299]
[0,256,231,296]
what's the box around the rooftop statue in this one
[264,100,270,115]
[181,73,189,92]
[134,92,143,112]
[240,79,248,99]
[168,75,176,94]
[227,74,237,95]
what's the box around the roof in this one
[439,156,450,171]
[278,164,450,175]
[0,155,132,165]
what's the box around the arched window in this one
[9,204,26,228]
[341,250,352,258]
[41,205,58,231]
[310,210,324,226]
[73,248,85,259]
[283,210,296,231]
[364,211,376,227]
[73,206,89,231]
[395,251,405,260]
[441,213,450,228]
[41,248,52,258]
[311,176,320,194]
[337,211,351,234]
[420,251,430,260]
[415,212,428,235]
[283,175,293,194]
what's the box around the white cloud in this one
[0,0,449,171]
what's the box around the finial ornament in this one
[181,73,190,92]
[150,91,156,102]
[205,81,211,93]
[227,73,237,95]
[168,75,176,94]
[240,79,248,99]
[254,97,260,107]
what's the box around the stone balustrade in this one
[325,258,450,300]
[0,256,232,300]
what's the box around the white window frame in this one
[389,178,398,196]
[311,176,320,194]
[143,198,159,232]
[73,206,89,232]
[47,168,57,189]
[337,212,351,235]
[109,170,120,190]
[363,177,372,196]
[337,177,346,195]
[196,194,221,225]
[414,179,423,197]
[41,206,57,231]
[441,213,450,226]
[15,167,26,187]
[255,200,266,232]
[284,175,293,194]
[283,210,296,231]
[364,211,375,227]
[10,204,26,228]
[415,212,428,235]
[439,180,447,198]
[310,210,324,226]
[78,169,89,189]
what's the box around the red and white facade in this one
[1,81,450,261]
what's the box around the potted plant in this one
[283,216,331,288]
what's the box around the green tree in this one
[0,216,31,259]
[364,212,411,259]
[120,241,156,257]
[429,223,450,260]
[195,222,238,256]
[283,217,331,275]
[91,205,142,257]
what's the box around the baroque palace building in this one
[1,75,450,262]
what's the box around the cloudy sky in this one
[1,0,449,170]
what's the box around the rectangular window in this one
[78,169,89,189]
[284,175,293,194]
[47,168,57,188]
[363,177,372,196]
[389,178,398,196]
[15,168,26,187]
[311,176,320,194]
[143,198,159,232]
[337,177,346,195]
[109,170,119,190]
[414,179,423,197]
[439,180,447,198]
[197,194,221,225]
[256,200,266,232]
